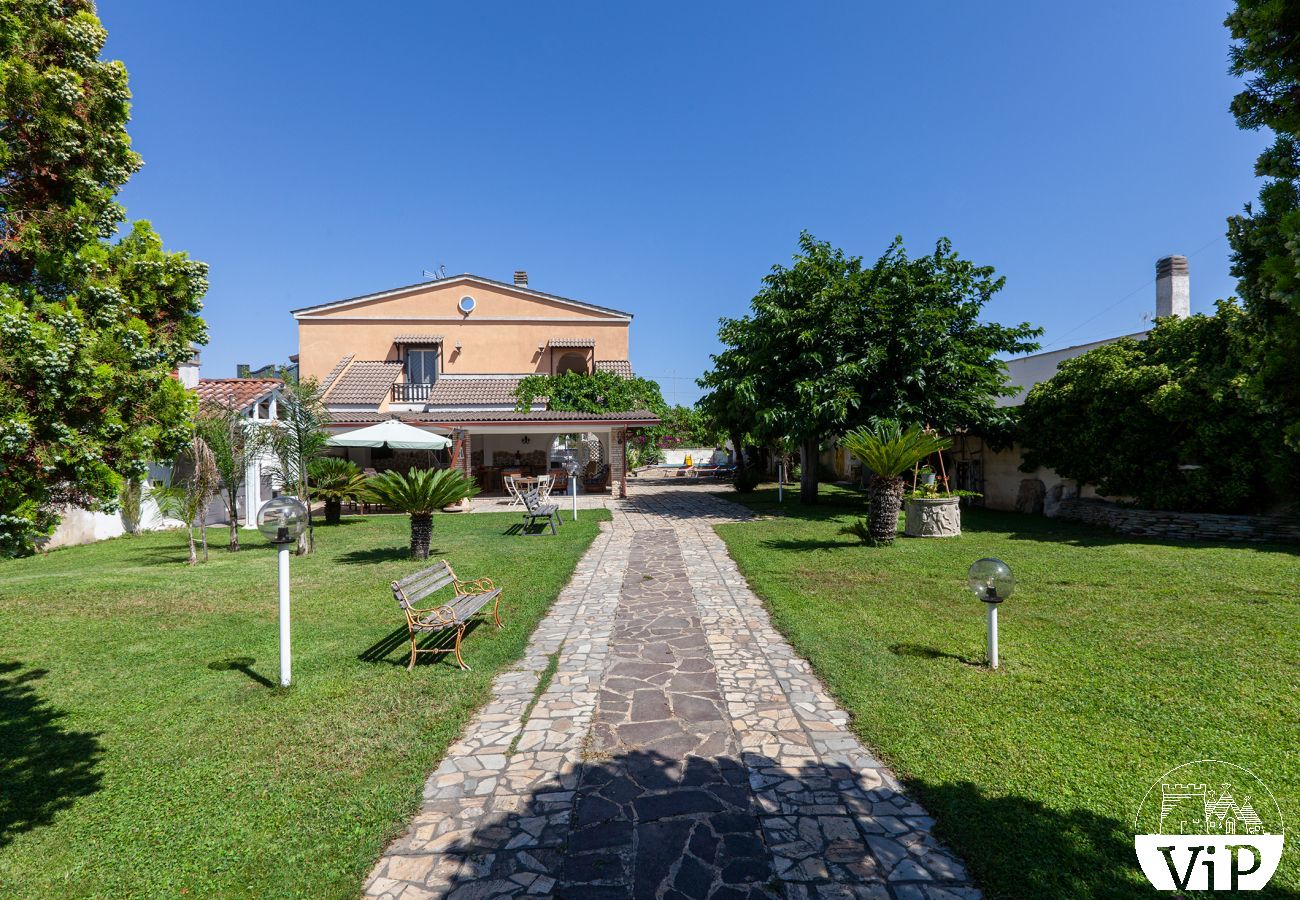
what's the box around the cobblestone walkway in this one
[365,481,978,900]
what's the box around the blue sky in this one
[102,2,1264,405]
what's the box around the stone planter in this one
[904,496,962,537]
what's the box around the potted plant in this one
[902,478,979,538]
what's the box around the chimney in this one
[178,346,201,389]
[236,363,250,378]
[1155,255,1190,319]
[513,270,529,288]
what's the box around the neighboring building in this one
[193,373,285,526]
[951,254,1191,512]
[294,271,657,497]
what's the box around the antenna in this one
[421,265,448,281]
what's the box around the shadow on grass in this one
[122,540,281,567]
[888,643,978,665]
[906,778,1300,898]
[207,656,276,688]
[338,547,428,565]
[759,537,863,552]
[358,623,491,668]
[0,662,103,849]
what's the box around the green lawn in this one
[0,510,607,898]
[716,484,1300,899]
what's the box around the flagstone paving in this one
[365,480,978,900]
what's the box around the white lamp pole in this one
[968,557,1013,671]
[778,462,784,503]
[278,544,292,686]
[986,603,999,669]
[258,496,309,688]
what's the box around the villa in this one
[294,270,658,498]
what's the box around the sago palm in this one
[841,421,951,545]
[365,468,480,559]
[309,458,368,525]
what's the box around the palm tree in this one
[196,404,254,551]
[365,468,480,559]
[154,431,219,563]
[309,458,368,525]
[840,421,951,545]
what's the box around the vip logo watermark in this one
[1134,760,1285,891]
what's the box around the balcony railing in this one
[391,382,433,402]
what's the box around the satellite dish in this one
[458,295,476,315]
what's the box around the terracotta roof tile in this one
[328,409,660,425]
[595,359,633,378]
[195,378,281,410]
[320,355,354,394]
[550,337,596,348]
[324,360,402,405]
[424,377,529,406]
[394,334,444,345]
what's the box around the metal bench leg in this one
[454,624,470,670]
[492,594,503,629]
[407,631,419,671]
[549,514,557,535]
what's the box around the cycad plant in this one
[309,458,368,525]
[365,468,480,559]
[840,421,951,545]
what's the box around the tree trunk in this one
[324,500,341,526]
[868,474,905,545]
[799,435,819,504]
[200,519,209,563]
[410,513,433,560]
[729,432,746,474]
[186,527,197,565]
[227,487,240,551]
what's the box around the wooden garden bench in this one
[521,487,562,536]
[390,560,502,671]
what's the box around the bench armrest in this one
[407,602,460,625]
[454,577,495,595]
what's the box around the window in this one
[406,348,439,384]
[555,352,589,375]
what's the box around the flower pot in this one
[904,496,961,537]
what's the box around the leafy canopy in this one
[1225,1,1300,450]
[514,370,668,417]
[308,457,368,504]
[1019,302,1297,513]
[0,0,207,555]
[700,233,1039,443]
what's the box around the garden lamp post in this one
[967,557,1014,669]
[257,497,309,687]
[564,456,580,521]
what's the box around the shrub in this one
[733,467,762,493]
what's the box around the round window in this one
[458,295,476,314]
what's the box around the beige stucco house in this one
[294,271,657,498]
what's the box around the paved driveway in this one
[366,480,977,900]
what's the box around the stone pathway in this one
[365,481,978,900]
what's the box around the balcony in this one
[391,382,433,403]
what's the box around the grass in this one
[0,509,607,898]
[716,483,1300,899]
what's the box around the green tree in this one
[840,421,951,545]
[0,1,207,555]
[1019,302,1295,513]
[699,233,1038,503]
[195,404,254,551]
[365,468,480,560]
[1225,1,1300,451]
[153,431,218,565]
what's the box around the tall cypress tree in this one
[0,0,207,555]
[1225,1,1300,451]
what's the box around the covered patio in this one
[325,409,660,501]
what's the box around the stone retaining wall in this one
[1054,499,1300,544]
